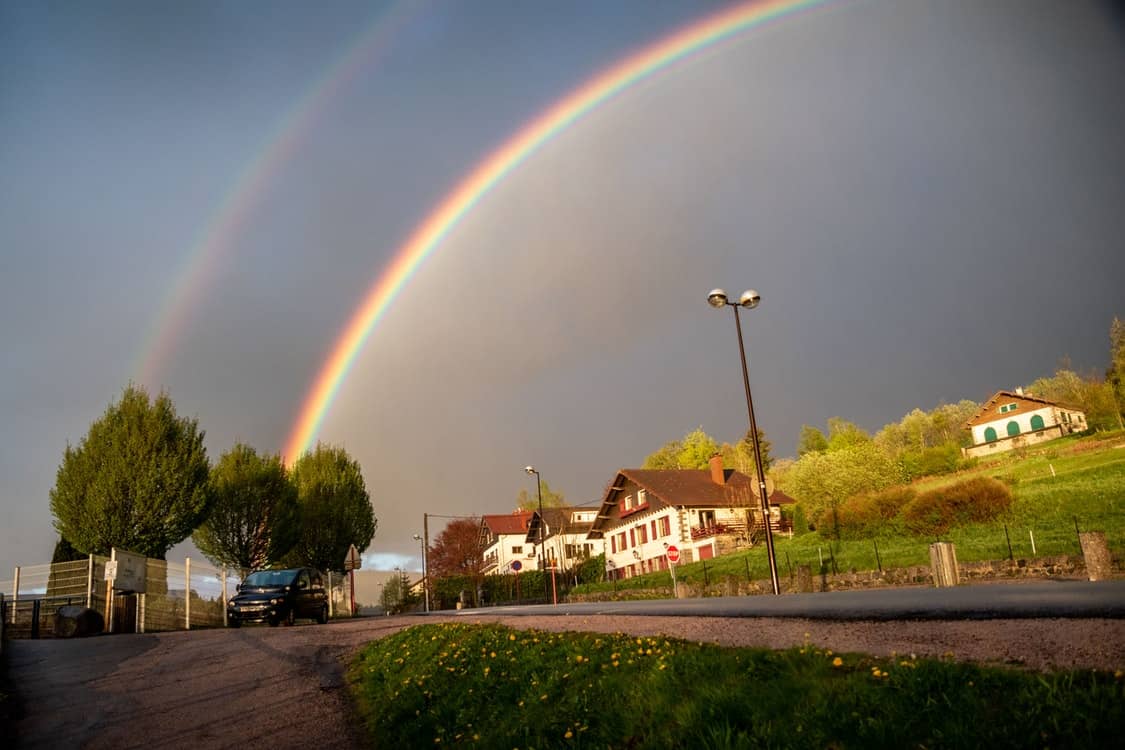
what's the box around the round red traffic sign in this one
[666,545,680,564]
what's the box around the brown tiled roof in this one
[619,468,755,507]
[588,468,790,538]
[964,390,1084,429]
[481,511,533,535]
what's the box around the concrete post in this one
[929,542,959,587]
[11,567,19,625]
[796,564,814,593]
[184,557,191,630]
[1079,531,1112,581]
[221,567,228,627]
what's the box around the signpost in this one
[344,544,361,616]
[511,560,522,602]
[665,545,680,599]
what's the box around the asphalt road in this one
[447,579,1125,620]
[4,580,1123,749]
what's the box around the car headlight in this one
[270,597,285,605]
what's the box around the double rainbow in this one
[279,0,833,463]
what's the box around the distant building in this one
[479,511,537,575]
[963,388,1087,458]
[524,504,605,572]
[587,455,794,580]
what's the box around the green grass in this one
[575,434,1125,595]
[349,623,1125,749]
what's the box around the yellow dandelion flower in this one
[613,661,619,667]
[509,634,516,641]
[1115,670,1123,679]
[540,694,548,701]
[832,657,843,667]
[564,730,574,739]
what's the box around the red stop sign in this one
[666,545,680,564]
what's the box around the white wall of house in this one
[966,404,1087,458]
[482,533,538,575]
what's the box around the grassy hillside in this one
[584,432,1125,594]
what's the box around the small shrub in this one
[902,477,1013,536]
[836,487,915,539]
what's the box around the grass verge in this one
[349,623,1124,749]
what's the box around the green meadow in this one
[349,623,1125,749]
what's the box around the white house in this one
[963,388,1087,458]
[524,505,605,571]
[479,511,538,575]
[586,455,794,580]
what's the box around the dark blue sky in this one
[2,0,1122,573]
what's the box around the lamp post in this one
[524,465,556,604]
[412,533,429,613]
[707,287,781,595]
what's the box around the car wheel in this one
[268,614,281,627]
[317,605,328,625]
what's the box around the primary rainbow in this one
[283,0,833,464]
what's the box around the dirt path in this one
[7,614,1124,749]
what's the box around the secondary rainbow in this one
[283,0,834,464]
[134,1,423,388]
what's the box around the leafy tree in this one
[720,428,772,474]
[826,417,871,452]
[380,570,415,614]
[1109,317,1125,428]
[643,427,720,470]
[1025,368,1119,431]
[428,517,484,578]
[49,384,211,559]
[285,443,377,572]
[780,442,901,539]
[796,425,828,457]
[516,481,566,510]
[191,443,299,573]
[51,535,85,564]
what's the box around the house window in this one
[999,403,1019,414]
[623,494,633,511]
[984,427,997,442]
[637,489,646,506]
[637,525,648,544]
[660,516,671,537]
[1030,414,1045,430]
[512,545,523,555]
[1006,420,1020,437]
[610,536,617,554]
[617,532,627,551]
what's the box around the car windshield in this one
[242,570,297,588]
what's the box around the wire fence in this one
[3,553,358,639]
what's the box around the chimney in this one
[1015,386,1024,396]
[709,453,725,485]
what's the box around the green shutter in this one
[1030,414,1045,430]
[1007,421,1020,437]
[984,427,997,442]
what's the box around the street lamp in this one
[524,465,556,604]
[412,533,429,613]
[707,287,781,595]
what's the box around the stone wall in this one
[566,553,1108,602]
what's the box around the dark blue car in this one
[227,567,328,627]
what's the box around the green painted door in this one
[984,427,997,442]
[1007,421,1020,437]
[1030,414,1045,430]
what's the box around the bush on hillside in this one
[901,477,1013,537]
[901,444,963,480]
[834,486,916,539]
